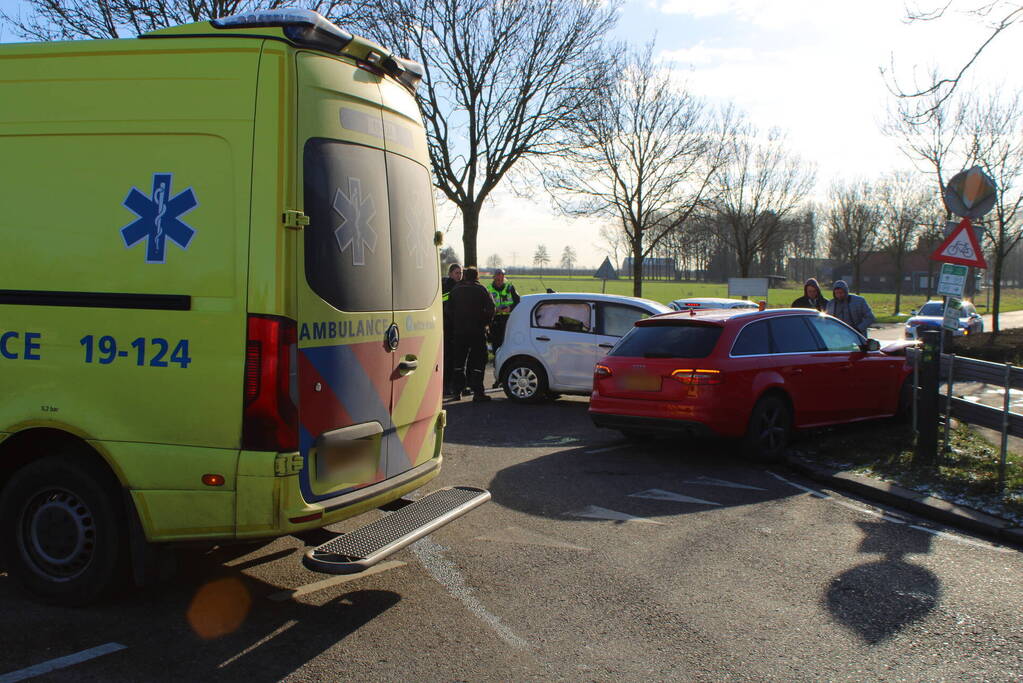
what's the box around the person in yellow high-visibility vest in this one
[487,268,520,360]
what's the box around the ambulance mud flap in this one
[303,486,491,574]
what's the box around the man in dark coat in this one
[447,266,495,402]
[791,277,828,311]
[441,263,462,395]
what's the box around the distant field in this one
[502,275,1023,318]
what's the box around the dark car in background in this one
[904,300,984,339]
[589,309,913,461]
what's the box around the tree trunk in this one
[893,266,903,316]
[461,206,480,268]
[853,260,862,294]
[631,237,644,297]
[992,250,1004,334]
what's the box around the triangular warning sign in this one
[931,218,987,268]
[593,256,618,280]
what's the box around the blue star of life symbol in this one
[332,177,377,266]
[120,173,198,264]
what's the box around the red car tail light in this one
[671,368,722,385]
[594,364,613,378]
[243,314,299,451]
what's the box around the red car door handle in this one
[536,336,551,342]
[839,364,853,371]
[785,368,803,375]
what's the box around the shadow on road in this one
[486,431,802,522]
[0,541,402,681]
[824,520,940,644]
[442,394,599,448]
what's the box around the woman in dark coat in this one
[791,277,828,311]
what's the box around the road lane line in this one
[767,471,830,498]
[218,621,297,668]
[628,489,720,506]
[584,444,628,454]
[268,560,406,601]
[412,537,530,650]
[909,525,1015,552]
[0,643,127,683]
[566,505,666,524]
[770,472,1014,553]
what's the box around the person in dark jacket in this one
[791,277,828,311]
[826,280,876,335]
[441,263,462,395]
[447,266,495,402]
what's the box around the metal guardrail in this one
[908,347,1019,492]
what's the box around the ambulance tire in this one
[0,455,125,605]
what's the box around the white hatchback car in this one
[495,293,672,402]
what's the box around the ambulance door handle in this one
[536,336,551,342]
[398,356,419,374]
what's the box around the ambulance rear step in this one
[303,486,491,575]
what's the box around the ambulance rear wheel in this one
[0,455,124,605]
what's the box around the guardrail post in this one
[1000,362,1011,496]
[943,354,955,459]
[914,330,941,466]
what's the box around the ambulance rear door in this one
[295,52,400,502]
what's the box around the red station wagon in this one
[589,308,915,460]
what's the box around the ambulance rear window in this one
[303,139,438,312]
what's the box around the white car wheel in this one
[503,360,548,402]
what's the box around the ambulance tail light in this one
[243,314,299,452]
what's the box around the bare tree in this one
[879,172,930,314]
[361,0,618,267]
[440,245,460,271]
[544,43,731,296]
[711,125,815,279]
[887,2,1022,117]
[533,244,550,275]
[968,89,1023,331]
[485,253,503,270]
[559,245,577,274]
[597,223,627,270]
[826,180,881,292]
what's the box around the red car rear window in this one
[610,323,722,359]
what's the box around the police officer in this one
[487,268,520,355]
[447,266,495,402]
[441,263,462,396]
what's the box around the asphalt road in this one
[2,395,1022,682]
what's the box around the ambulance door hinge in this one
[283,210,310,230]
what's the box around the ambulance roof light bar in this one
[211,9,353,53]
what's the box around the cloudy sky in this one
[2,0,1019,268]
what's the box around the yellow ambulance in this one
[0,9,488,604]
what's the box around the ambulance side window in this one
[386,153,439,311]
[303,139,393,312]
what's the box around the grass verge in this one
[792,420,1023,525]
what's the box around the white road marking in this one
[909,525,1015,552]
[566,505,666,524]
[769,472,1013,554]
[584,444,628,454]
[766,471,829,498]
[267,561,406,602]
[412,537,530,650]
[476,525,590,551]
[0,643,127,683]
[217,621,297,668]
[628,489,721,506]
[685,476,767,491]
